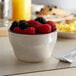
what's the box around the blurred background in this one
[33,0,76,10]
[8,0,76,19]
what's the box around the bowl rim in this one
[8,29,57,36]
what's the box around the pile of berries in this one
[10,17,56,35]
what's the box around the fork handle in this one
[71,51,76,57]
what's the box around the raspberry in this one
[10,21,19,31]
[46,21,56,31]
[22,27,36,35]
[66,20,70,24]
[28,20,42,29]
[35,17,46,24]
[38,24,51,34]
[19,20,30,30]
[27,20,34,25]
[13,27,22,33]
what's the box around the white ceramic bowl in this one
[9,30,57,62]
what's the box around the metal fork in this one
[53,48,76,63]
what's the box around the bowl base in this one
[16,58,50,63]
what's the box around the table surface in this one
[0,37,76,76]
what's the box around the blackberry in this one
[10,21,19,31]
[35,17,46,24]
[19,20,30,30]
